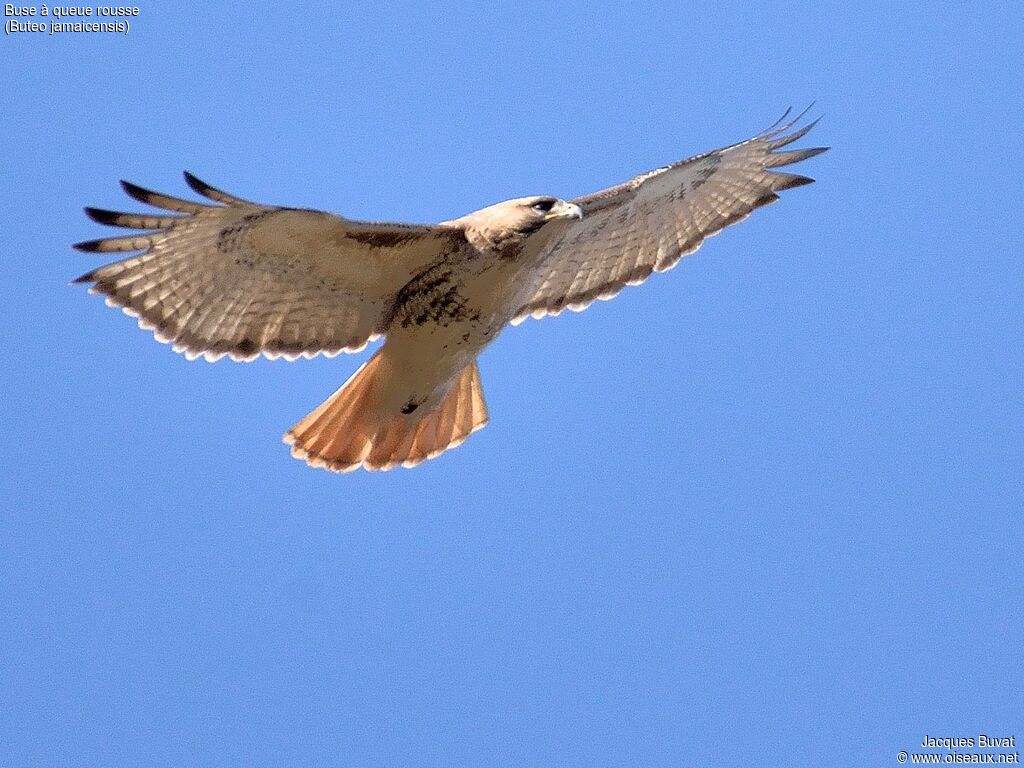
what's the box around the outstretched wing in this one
[513,110,828,324]
[74,173,465,361]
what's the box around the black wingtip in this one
[182,170,215,197]
[777,174,816,190]
[183,170,230,202]
[182,170,203,191]
[765,107,793,133]
[181,171,250,205]
[84,207,120,225]
[763,104,821,140]
[71,268,96,283]
[767,115,827,151]
[72,239,104,253]
[119,179,154,203]
[798,115,823,135]
[777,104,813,135]
[793,102,817,125]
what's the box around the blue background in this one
[3,2,1021,765]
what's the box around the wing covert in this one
[74,173,464,361]
[513,110,828,324]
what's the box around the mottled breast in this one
[389,258,485,331]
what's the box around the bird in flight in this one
[74,109,827,473]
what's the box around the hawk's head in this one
[490,196,584,231]
[453,196,583,256]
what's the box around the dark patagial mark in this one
[217,212,270,254]
[345,230,421,248]
[345,227,467,250]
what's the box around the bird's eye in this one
[532,199,556,213]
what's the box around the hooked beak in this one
[545,201,584,221]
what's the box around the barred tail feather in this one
[284,354,488,473]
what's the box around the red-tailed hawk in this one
[74,109,827,473]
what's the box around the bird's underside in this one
[73,108,828,473]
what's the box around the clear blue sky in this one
[3,2,1022,766]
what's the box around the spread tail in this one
[283,353,489,473]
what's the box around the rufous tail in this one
[283,353,489,473]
